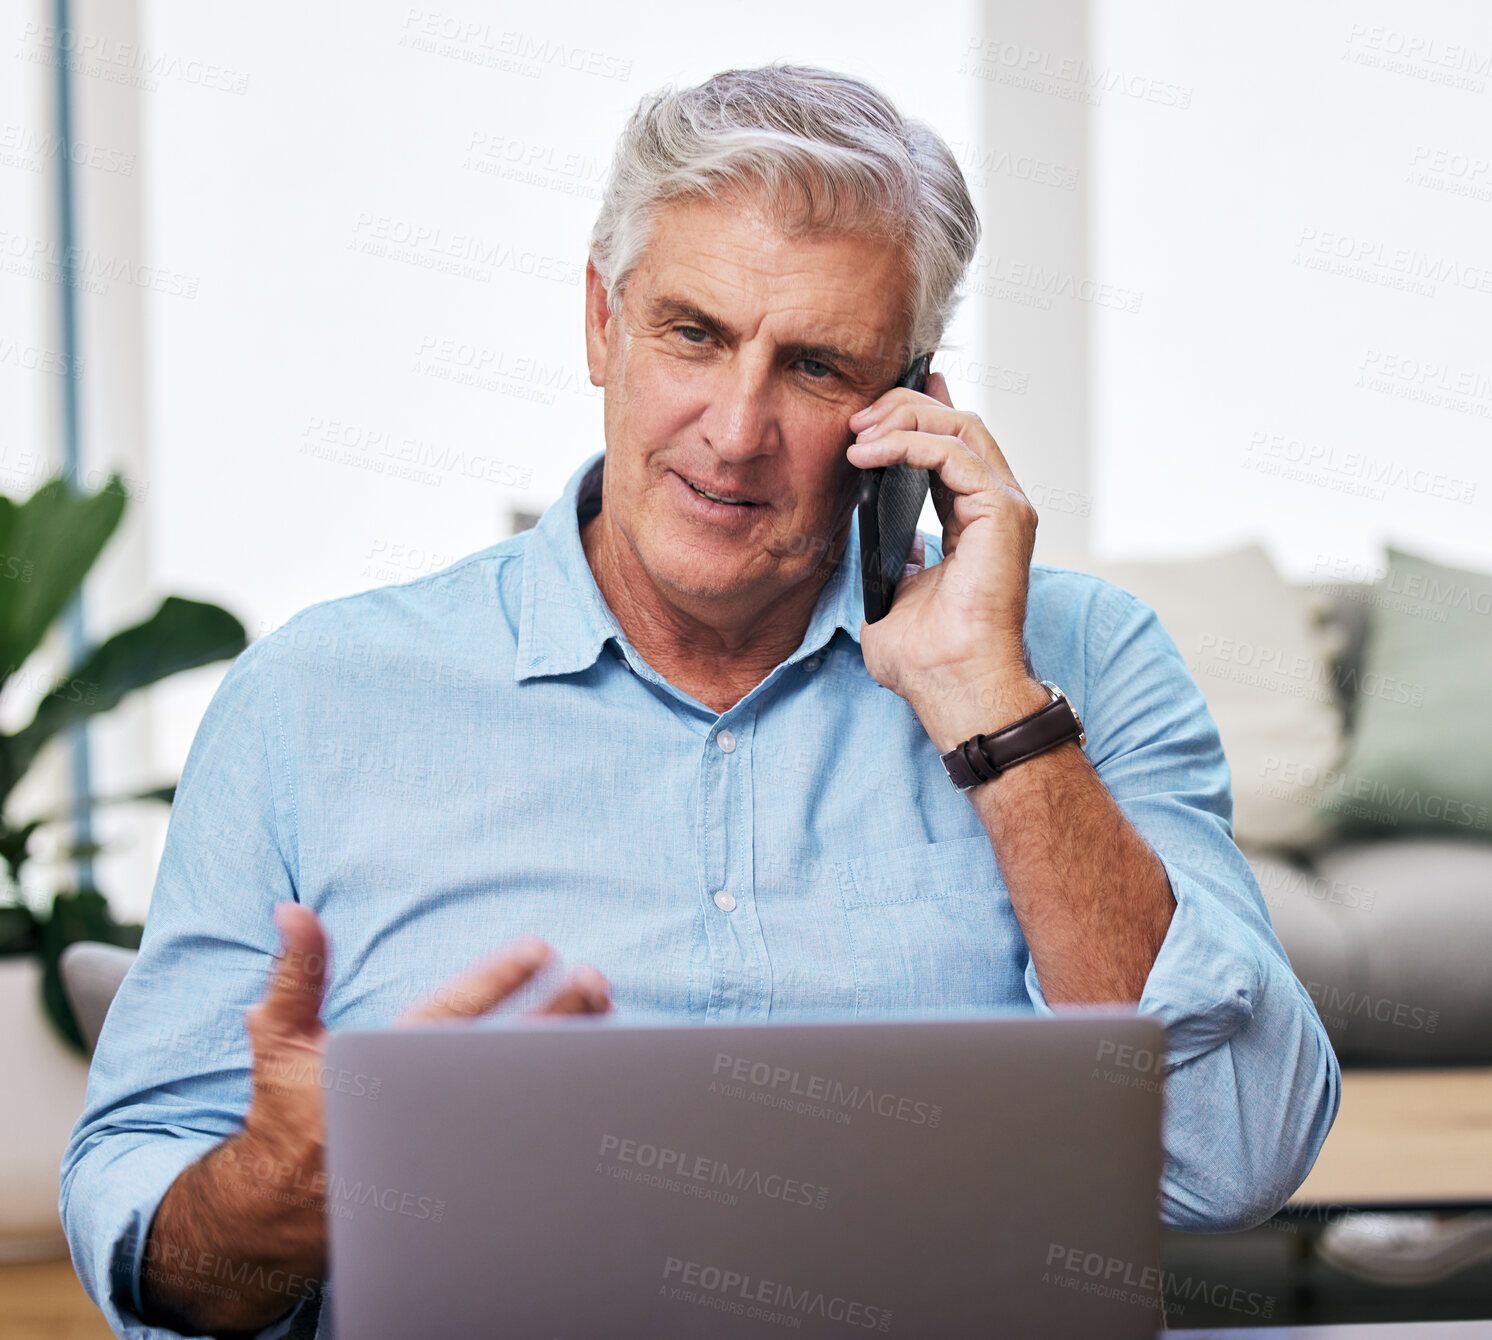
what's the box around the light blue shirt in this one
[62,449,1339,1338]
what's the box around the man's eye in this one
[676,326,711,344]
[798,359,836,380]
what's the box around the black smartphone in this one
[857,353,932,623]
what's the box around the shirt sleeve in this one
[1021,585,1341,1232]
[59,637,322,1337]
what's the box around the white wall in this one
[0,3,56,510]
[964,4,1096,570]
[2,0,157,911]
[0,0,67,911]
[1089,0,1492,579]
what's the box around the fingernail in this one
[512,936,550,967]
[856,422,886,441]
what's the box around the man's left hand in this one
[847,370,1047,751]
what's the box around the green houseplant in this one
[0,473,246,1049]
[0,472,246,1262]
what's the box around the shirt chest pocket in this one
[833,834,1029,1014]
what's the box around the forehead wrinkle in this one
[645,253,904,373]
[632,199,909,370]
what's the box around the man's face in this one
[583,195,912,612]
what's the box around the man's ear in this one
[584,259,613,388]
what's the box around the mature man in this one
[63,64,1338,1337]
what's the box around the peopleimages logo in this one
[1304,982,1439,1034]
[661,1256,893,1332]
[598,1134,829,1210]
[1258,756,1490,831]
[710,1053,943,1128]
[1044,1243,1274,1320]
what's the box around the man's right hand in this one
[139,903,612,1335]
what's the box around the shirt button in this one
[803,656,821,672]
[713,890,737,913]
[715,728,737,753]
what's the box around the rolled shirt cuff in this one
[62,1128,318,1338]
[1022,854,1261,1069]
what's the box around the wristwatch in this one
[939,680,1086,792]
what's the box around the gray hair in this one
[589,63,980,369]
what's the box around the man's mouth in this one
[679,473,762,507]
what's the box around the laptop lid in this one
[325,1013,1165,1338]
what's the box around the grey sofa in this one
[1244,586,1492,1067]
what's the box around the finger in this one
[901,531,927,580]
[253,903,329,1035]
[851,397,1020,493]
[847,366,951,422]
[398,936,553,1024]
[848,369,943,426]
[929,470,959,527]
[849,427,1005,499]
[530,965,613,1017]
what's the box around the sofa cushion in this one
[1092,545,1346,849]
[1302,840,1492,1066]
[1327,548,1492,840]
[1311,584,1374,726]
[1244,848,1355,1001]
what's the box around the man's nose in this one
[700,355,781,461]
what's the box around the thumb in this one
[255,902,329,1036]
[900,531,926,581]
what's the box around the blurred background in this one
[3,0,1489,1332]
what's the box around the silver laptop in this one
[325,1013,1165,1339]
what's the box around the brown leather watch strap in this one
[940,683,1085,791]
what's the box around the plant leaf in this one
[0,817,44,885]
[38,889,142,1053]
[0,475,127,684]
[109,783,177,807]
[0,902,40,955]
[0,785,178,882]
[1,597,246,800]
[19,782,178,826]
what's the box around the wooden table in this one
[0,1259,110,1340]
[1289,1068,1492,1208]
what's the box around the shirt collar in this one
[514,450,864,683]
